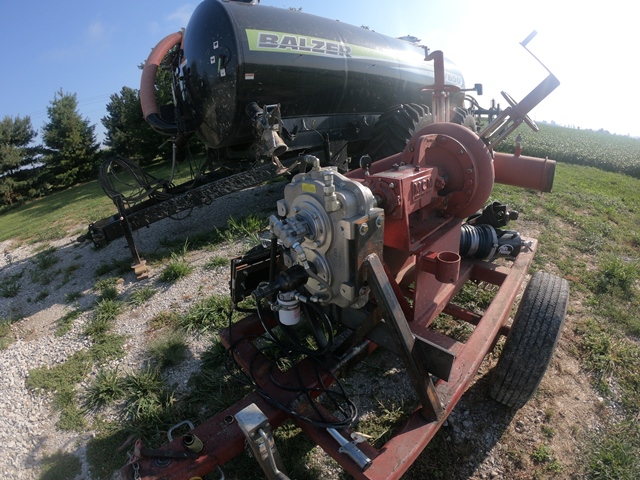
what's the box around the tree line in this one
[0,66,177,212]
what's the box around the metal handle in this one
[326,428,372,471]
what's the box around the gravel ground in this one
[0,183,284,479]
[0,180,607,479]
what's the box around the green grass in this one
[129,286,157,307]
[27,350,93,392]
[179,294,233,333]
[159,242,193,282]
[90,332,126,364]
[64,290,82,303]
[27,350,93,431]
[587,422,640,479]
[497,122,640,178]
[204,255,228,270]
[93,277,120,301]
[34,246,59,270]
[84,368,125,410]
[55,309,82,337]
[38,450,82,480]
[0,271,22,298]
[0,319,14,350]
[0,158,195,243]
[121,367,175,424]
[160,255,193,282]
[357,399,415,448]
[147,330,188,369]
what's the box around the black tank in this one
[178,0,465,148]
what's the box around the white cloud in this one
[166,4,195,27]
[86,20,106,42]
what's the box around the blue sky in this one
[1,0,638,144]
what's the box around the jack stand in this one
[114,195,148,280]
[235,403,290,480]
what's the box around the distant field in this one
[497,123,640,178]
[1,124,640,243]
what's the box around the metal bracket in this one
[235,403,290,480]
[363,253,444,421]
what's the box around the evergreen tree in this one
[0,115,36,175]
[0,115,38,207]
[102,86,168,165]
[42,90,100,188]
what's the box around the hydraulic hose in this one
[140,30,183,135]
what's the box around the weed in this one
[541,425,555,438]
[222,214,266,242]
[587,422,640,480]
[160,244,193,282]
[55,309,82,337]
[84,315,112,337]
[531,444,553,464]
[129,286,156,307]
[35,289,49,302]
[85,424,131,480]
[0,272,22,298]
[39,450,82,480]
[34,246,59,270]
[93,298,123,324]
[180,294,232,332]
[54,387,86,431]
[64,290,82,303]
[593,255,638,297]
[204,255,228,270]
[61,263,81,284]
[27,350,93,392]
[148,330,188,369]
[94,277,120,301]
[357,399,414,448]
[84,298,123,338]
[0,319,14,350]
[181,342,249,421]
[122,367,175,424]
[85,368,125,409]
[95,262,115,277]
[91,333,127,364]
[149,310,181,330]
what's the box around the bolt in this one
[389,182,395,189]
[466,168,474,174]
[409,145,415,152]
[376,216,384,228]
[359,223,369,236]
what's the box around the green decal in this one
[246,29,425,64]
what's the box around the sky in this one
[1,0,639,145]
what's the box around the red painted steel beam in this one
[360,239,537,480]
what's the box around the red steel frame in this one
[122,238,537,480]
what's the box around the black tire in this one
[489,272,569,409]
[368,103,433,160]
